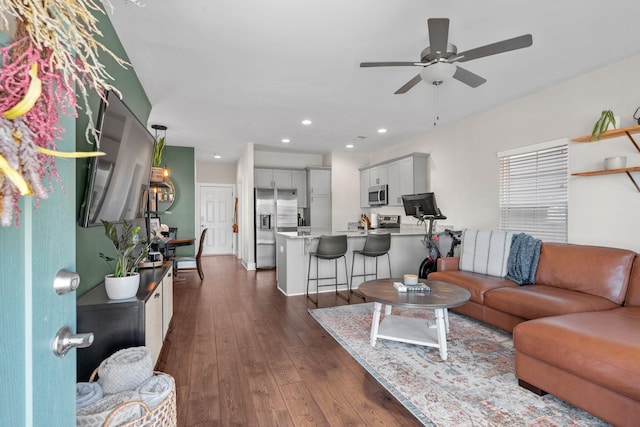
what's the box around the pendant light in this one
[151,124,170,178]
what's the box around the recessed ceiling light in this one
[281,138,290,143]
[214,154,221,159]
[378,128,387,134]
[301,119,312,125]
[346,144,354,148]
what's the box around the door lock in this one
[53,269,80,295]
[52,326,94,358]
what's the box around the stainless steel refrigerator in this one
[255,188,298,269]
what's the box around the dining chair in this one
[174,228,207,280]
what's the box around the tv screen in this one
[402,192,443,219]
[79,91,154,227]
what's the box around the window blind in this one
[498,143,568,243]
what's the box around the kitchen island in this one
[275,229,429,296]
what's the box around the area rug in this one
[309,303,610,426]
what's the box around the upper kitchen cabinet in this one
[291,169,307,208]
[369,164,388,186]
[255,168,293,189]
[361,153,429,206]
[307,167,331,195]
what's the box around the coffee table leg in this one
[435,308,448,360]
[444,308,450,334]
[384,304,392,316]
[370,302,382,347]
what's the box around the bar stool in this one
[350,233,392,299]
[306,235,349,305]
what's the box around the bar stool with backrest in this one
[350,232,392,299]
[306,235,349,305]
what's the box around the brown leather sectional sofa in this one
[429,242,640,427]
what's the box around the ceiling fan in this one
[360,18,533,94]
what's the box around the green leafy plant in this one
[152,136,166,167]
[591,110,616,141]
[99,220,149,277]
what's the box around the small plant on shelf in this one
[591,110,616,141]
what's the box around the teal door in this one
[0,113,77,425]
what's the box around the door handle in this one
[53,269,80,295]
[52,326,94,358]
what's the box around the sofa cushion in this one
[535,243,635,305]
[625,256,640,307]
[459,229,513,277]
[485,285,620,319]
[428,270,517,305]
[514,307,640,401]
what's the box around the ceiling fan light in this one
[420,62,456,85]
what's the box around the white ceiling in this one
[106,0,640,163]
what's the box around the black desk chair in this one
[350,233,391,299]
[306,235,349,305]
[174,228,207,280]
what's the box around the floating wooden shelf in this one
[571,125,640,191]
[571,166,640,177]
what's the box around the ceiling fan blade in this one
[453,66,487,88]
[427,18,449,55]
[360,61,417,67]
[457,34,533,62]
[394,74,422,94]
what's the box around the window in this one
[498,140,568,242]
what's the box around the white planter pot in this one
[105,273,140,300]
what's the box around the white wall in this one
[352,54,640,252]
[329,151,371,230]
[237,143,255,269]
[197,161,236,184]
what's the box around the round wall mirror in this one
[153,178,176,213]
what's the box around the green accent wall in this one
[163,146,196,257]
[75,8,152,295]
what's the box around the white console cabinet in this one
[76,264,174,381]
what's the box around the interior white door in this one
[200,185,234,255]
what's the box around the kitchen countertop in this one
[277,228,427,239]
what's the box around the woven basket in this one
[89,370,177,427]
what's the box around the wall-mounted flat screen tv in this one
[79,91,154,227]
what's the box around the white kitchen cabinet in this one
[254,168,293,188]
[369,164,388,186]
[307,168,331,229]
[292,169,307,208]
[145,283,163,366]
[161,268,173,338]
[273,169,293,188]
[361,153,429,206]
[308,168,331,195]
[255,168,274,188]
[360,169,370,208]
[309,193,331,230]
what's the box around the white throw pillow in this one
[459,229,513,277]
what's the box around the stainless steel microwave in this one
[368,184,388,206]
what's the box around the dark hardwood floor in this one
[156,255,421,426]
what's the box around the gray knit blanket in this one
[506,233,542,285]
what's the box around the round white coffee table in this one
[358,278,470,360]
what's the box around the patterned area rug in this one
[309,303,610,426]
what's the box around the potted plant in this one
[150,135,166,182]
[591,110,617,141]
[99,220,149,300]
